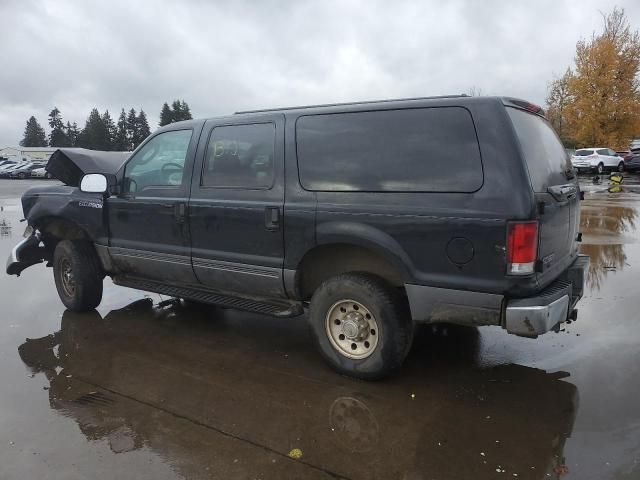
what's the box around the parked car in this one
[0,162,27,177]
[571,147,624,173]
[624,153,640,172]
[0,159,17,167]
[31,167,54,179]
[7,96,589,379]
[9,162,46,179]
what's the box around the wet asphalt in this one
[0,177,638,480]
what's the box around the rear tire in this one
[596,162,605,174]
[53,240,103,312]
[308,273,413,380]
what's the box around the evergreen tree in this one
[126,108,138,150]
[171,100,182,121]
[179,100,192,121]
[135,110,151,147]
[20,116,48,147]
[77,108,109,150]
[160,99,193,125]
[114,109,129,151]
[159,102,172,126]
[101,110,116,150]
[48,107,71,147]
[65,122,79,147]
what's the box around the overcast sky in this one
[1,0,640,147]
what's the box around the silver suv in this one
[571,148,624,174]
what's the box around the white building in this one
[0,146,58,162]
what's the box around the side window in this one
[609,149,617,157]
[202,123,275,189]
[596,149,609,156]
[296,107,483,192]
[124,129,193,193]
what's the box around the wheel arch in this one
[294,236,413,301]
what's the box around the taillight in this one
[506,221,538,275]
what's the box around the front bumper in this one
[505,255,589,337]
[6,233,45,276]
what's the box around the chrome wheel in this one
[325,299,379,359]
[60,258,76,297]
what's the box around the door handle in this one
[265,206,280,231]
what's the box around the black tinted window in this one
[575,149,593,156]
[296,107,483,192]
[507,108,570,192]
[202,123,274,189]
[596,149,609,156]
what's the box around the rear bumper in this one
[505,255,589,337]
[405,254,589,337]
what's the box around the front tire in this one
[618,162,625,172]
[53,240,103,312]
[309,273,413,380]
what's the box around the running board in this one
[112,276,304,318]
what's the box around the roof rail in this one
[234,94,470,115]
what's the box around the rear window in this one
[507,107,570,192]
[575,149,594,156]
[296,107,483,192]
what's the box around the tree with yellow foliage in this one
[546,8,640,150]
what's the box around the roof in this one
[235,94,471,115]
[0,146,89,153]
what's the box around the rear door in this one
[507,107,579,284]
[596,148,615,168]
[188,114,286,297]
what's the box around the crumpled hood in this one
[46,148,130,186]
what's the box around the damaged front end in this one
[6,147,129,277]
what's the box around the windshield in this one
[507,107,572,192]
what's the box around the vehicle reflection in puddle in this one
[579,192,638,291]
[18,299,578,479]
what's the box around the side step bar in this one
[112,276,304,318]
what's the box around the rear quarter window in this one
[507,107,570,192]
[296,107,483,192]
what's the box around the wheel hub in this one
[60,259,76,296]
[325,299,379,360]
[342,312,369,340]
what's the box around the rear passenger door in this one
[596,148,615,167]
[188,115,286,297]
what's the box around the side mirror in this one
[80,174,108,193]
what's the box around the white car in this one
[31,167,53,179]
[571,147,624,174]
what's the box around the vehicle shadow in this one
[18,299,578,480]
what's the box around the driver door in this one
[107,126,202,284]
